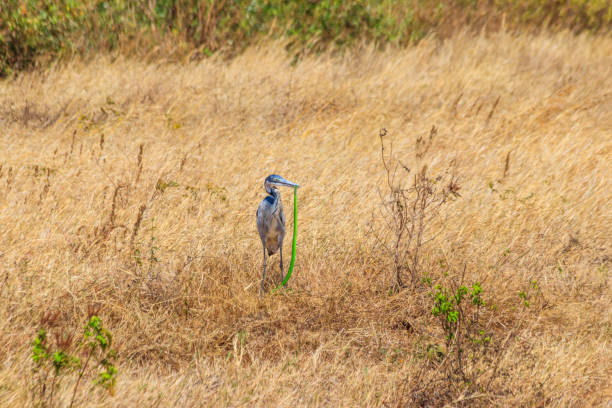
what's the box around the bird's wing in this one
[256,199,270,240]
[279,204,285,227]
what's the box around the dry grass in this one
[0,31,611,407]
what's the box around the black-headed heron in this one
[256,174,299,296]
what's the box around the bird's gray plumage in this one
[256,174,298,297]
[257,189,285,256]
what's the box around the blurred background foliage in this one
[1,0,611,76]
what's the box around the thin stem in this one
[49,372,57,408]
[69,347,94,408]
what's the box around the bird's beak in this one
[272,176,299,189]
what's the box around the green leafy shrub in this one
[30,315,118,407]
[403,274,545,405]
[409,278,503,403]
[2,0,611,76]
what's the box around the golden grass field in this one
[0,31,611,407]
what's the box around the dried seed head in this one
[54,330,74,350]
[40,310,60,327]
[87,303,102,319]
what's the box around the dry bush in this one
[371,126,460,289]
[0,32,611,407]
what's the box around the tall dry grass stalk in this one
[0,31,611,406]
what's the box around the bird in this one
[256,174,299,297]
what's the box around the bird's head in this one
[264,174,299,193]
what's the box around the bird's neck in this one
[268,188,281,212]
[269,188,281,202]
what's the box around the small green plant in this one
[205,182,228,202]
[147,220,160,276]
[132,218,162,280]
[404,271,545,406]
[427,278,497,393]
[30,315,118,407]
[431,282,485,341]
[155,179,180,193]
[518,279,545,309]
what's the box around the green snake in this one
[274,186,297,291]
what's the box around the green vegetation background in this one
[1,0,611,76]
